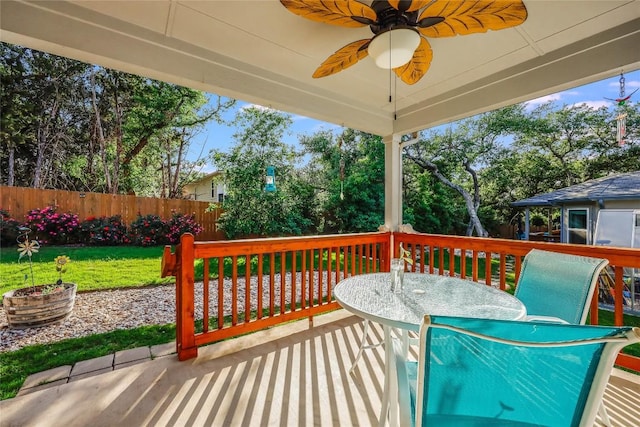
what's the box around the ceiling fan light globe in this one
[368,28,420,69]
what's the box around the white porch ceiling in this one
[1,1,639,137]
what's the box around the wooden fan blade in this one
[388,0,432,13]
[280,0,376,27]
[417,0,527,37]
[313,39,370,78]
[393,37,433,85]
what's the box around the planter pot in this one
[2,283,77,329]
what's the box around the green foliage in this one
[212,107,312,238]
[0,209,20,246]
[300,129,385,233]
[0,42,234,196]
[80,215,130,245]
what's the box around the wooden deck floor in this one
[1,310,638,426]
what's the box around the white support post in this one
[384,134,403,233]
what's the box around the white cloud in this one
[524,93,562,108]
[240,103,274,112]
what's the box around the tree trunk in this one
[7,143,15,186]
[90,72,113,193]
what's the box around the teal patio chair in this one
[393,315,639,427]
[514,248,609,324]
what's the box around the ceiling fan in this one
[280,0,528,85]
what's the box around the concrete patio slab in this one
[20,365,72,389]
[69,354,113,376]
[16,378,68,397]
[150,341,176,358]
[114,346,151,365]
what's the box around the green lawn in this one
[0,245,173,295]
[1,245,368,295]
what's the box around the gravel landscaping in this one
[1,272,335,352]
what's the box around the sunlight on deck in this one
[0,310,638,426]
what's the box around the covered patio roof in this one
[1,1,639,138]
[2,1,640,230]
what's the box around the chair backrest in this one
[412,315,639,427]
[514,248,609,324]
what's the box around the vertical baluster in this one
[280,251,286,314]
[292,250,297,312]
[218,256,224,329]
[245,254,251,322]
[499,253,506,290]
[269,253,275,317]
[460,248,467,279]
[203,258,209,334]
[485,252,492,286]
[309,249,315,310]
[301,249,307,309]
[257,253,263,319]
[472,251,479,282]
[232,255,238,326]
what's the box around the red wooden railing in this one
[161,232,389,360]
[162,231,640,371]
[394,232,640,372]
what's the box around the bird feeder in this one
[265,166,276,192]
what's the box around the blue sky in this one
[191,69,640,173]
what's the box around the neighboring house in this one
[512,171,640,245]
[183,172,225,203]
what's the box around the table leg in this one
[378,325,391,427]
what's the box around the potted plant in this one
[2,227,77,328]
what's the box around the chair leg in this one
[350,319,383,374]
[598,402,612,427]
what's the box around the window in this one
[211,181,216,198]
[218,193,224,203]
[567,209,588,244]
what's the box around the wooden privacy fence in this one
[0,186,224,241]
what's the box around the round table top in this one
[334,272,526,330]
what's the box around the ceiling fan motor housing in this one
[369,0,419,34]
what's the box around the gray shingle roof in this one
[511,171,640,207]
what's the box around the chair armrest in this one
[523,315,569,324]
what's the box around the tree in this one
[211,106,312,238]
[300,128,385,233]
[0,43,88,189]
[404,106,525,236]
[1,43,235,196]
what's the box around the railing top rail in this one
[190,232,391,258]
[395,232,640,267]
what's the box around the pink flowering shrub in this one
[23,206,80,245]
[80,215,130,245]
[129,211,203,246]
[2,207,203,247]
[166,211,204,244]
[129,214,168,246]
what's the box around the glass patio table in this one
[334,272,526,427]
